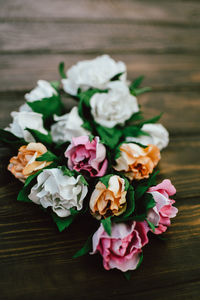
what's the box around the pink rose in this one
[91,221,149,272]
[147,179,178,234]
[65,136,108,177]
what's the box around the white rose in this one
[19,103,33,112]
[126,123,169,150]
[28,168,88,218]
[90,81,139,128]
[51,106,90,143]
[62,55,127,96]
[5,111,48,142]
[25,80,57,102]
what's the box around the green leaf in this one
[89,134,95,142]
[123,185,135,218]
[124,271,132,280]
[73,234,93,258]
[36,151,58,162]
[146,218,156,232]
[0,129,27,148]
[122,125,150,138]
[143,193,156,211]
[51,212,76,232]
[101,217,112,236]
[25,128,52,146]
[96,124,122,149]
[110,72,124,81]
[130,75,144,89]
[139,113,163,127]
[17,187,32,203]
[131,87,152,96]
[136,251,143,269]
[81,121,93,132]
[59,166,88,186]
[59,62,66,79]
[134,171,159,200]
[126,111,144,124]
[50,81,60,91]
[99,174,113,188]
[27,95,64,120]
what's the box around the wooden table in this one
[0,1,200,299]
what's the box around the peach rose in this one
[8,143,51,182]
[114,143,160,180]
[89,175,127,219]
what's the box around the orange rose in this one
[114,143,160,180]
[8,143,51,182]
[89,175,127,219]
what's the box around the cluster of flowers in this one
[0,55,178,276]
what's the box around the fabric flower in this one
[25,80,57,102]
[8,143,51,182]
[19,80,57,112]
[90,81,139,128]
[5,111,48,142]
[126,123,169,150]
[62,55,127,96]
[114,143,160,180]
[51,107,90,143]
[89,175,127,219]
[91,221,149,272]
[65,136,108,177]
[147,179,178,234]
[28,168,88,217]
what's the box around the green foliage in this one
[73,234,93,258]
[138,113,163,127]
[51,212,77,232]
[122,125,150,138]
[96,124,122,149]
[146,218,156,232]
[0,129,27,148]
[27,95,64,120]
[101,217,112,236]
[129,75,151,96]
[134,171,158,200]
[36,151,58,162]
[124,271,132,280]
[59,62,66,79]
[136,252,144,269]
[25,128,52,147]
[17,186,32,203]
[99,174,113,188]
[110,72,124,81]
[59,166,88,186]
[50,81,60,91]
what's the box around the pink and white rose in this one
[147,179,178,234]
[65,136,108,177]
[91,221,149,272]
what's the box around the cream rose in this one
[126,123,169,150]
[8,142,51,182]
[62,55,127,96]
[5,111,48,143]
[114,143,160,180]
[89,175,127,219]
[28,168,88,217]
[50,107,90,143]
[90,81,139,128]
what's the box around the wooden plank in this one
[0,91,200,136]
[0,165,199,299]
[0,22,200,53]
[1,0,200,25]
[0,53,200,92]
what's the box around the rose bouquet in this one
[0,55,178,278]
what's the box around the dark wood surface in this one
[0,1,200,299]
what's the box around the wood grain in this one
[1,0,200,299]
[0,53,200,92]
[1,0,200,25]
[0,22,200,54]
